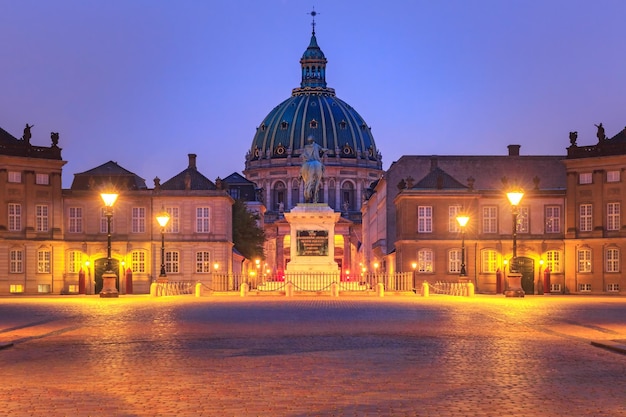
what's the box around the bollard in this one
[285,281,294,297]
[422,281,429,297]
[330,282,339,297]
[240,283,249,297]
[466,282,474,297]
[376,282,385,297]
[150,282,158,297]
[195,282,203,297]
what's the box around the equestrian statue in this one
[300,136,327,203]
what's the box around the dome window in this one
[360,123,367,131]
[339,120,347,130]
[343,143,354,155]
[309,119,318,129]
[260,123,266,132]
[275,143,286,155]
[280,121,289,130]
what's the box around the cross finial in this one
[308,7,318,35]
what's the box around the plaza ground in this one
[0,294,625,417]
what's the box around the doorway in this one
[517,257,535,295]
[94,258,120,294]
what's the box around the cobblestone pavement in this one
[0,294,625,417]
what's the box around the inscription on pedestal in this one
[296,230,328,256]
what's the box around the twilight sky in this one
[2,0,626,188]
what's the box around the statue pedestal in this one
[504,273,525,297]
[100,272,119,298]
[284,204,340,274]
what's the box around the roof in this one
[70,161,147,190]
[411,167,468,190]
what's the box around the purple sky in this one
[3,0,626,188]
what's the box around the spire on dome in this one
[299,8,328,90]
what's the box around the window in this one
[37,249,51,273]
[482,206,498,234]
[607,170,620,183]
[132,207,146,233]
[607,283,620,292]
[36,204,48,232]
[8,203,21,231]
[38,284,51,293]
[550,284,562,293]
[100,208,110,234]
[10,249,23,273]
[579,173,592,184]
[607,202,620,231]
[9,284,24,293]
[448,249,461,273]
[69,207,83,233]
[517,206,529,233]
[545,206,561,233]
[196,251,211,273]
[8,171,21,183]
[196,207,210,233]
[449,206,461,233]
[577,249,592,273]
[579,204,592,232]
[578,283,592,292]
[165,207,180,233]
[165,251,179,274]
[481,249,498,273]
[606,248,620,272]
[36,173,49,185]
[417,206,432,233]
[545,250,562,273]
[67,284,79,293]
[131,251,146,273]
[417,249,433,272]
[67,251,82,273]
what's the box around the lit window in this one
[8,171,21,183]
[36,173,49,185]
[577,249,592,273]
[579,204,592,232]
[67,251,82,273]
[481,249,498,273]
[545,250,562,273]
[579,173,592,184]
[196,251,211,273]
[517,206,529,233]
[8,203,21,231]
[165,207,179,233]
[606,248,620,273]
[9,284,24,293]
[132,207,146,233]
[37,249,51,273]
[69,207,83,233]
[10,249,23,273]
[607,202,620,231]
[196,207,210,233]
[607,170,620,183]
[482,206,498,234]
[165,251,179,273]
[36,204,48,232]
[448,249,461,273]
[417,206,432,233]
[545,206,561,233]
[417,249,433,273]
[131,251,146,273]
[38,284,51,293]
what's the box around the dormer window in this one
[309,119,318,129]
[339,120,347,130]
[360,123,367,131]
[260,123,266,132]
[280,121,289,130]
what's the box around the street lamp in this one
[456,214,470,277]
[411,261,417,291]
[156,209,171,281]
[505,188,525,297]
[100,191,119,297]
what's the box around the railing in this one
[153,280,195,296]
[428,281,473,296]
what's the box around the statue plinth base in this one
[504,273,525,297]
[100,272,119,298]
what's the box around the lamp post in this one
[505,189,525,297]
[456,214,469,277]
[100,191,119,297]
[156,209,170,281]
[411,261,417,292]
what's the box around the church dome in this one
[245,25,382,170]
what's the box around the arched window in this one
[341,181,355,212]
[272,181,286,212]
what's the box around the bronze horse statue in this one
[300,136,326,203]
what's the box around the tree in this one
[232,199,265,261]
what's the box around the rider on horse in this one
[300,136,327,203]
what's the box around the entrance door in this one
[517,257,534,295]
[94,258,120,294]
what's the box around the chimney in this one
[507,145,520,156]
[188,153,197,170]
[430,156,438,171]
